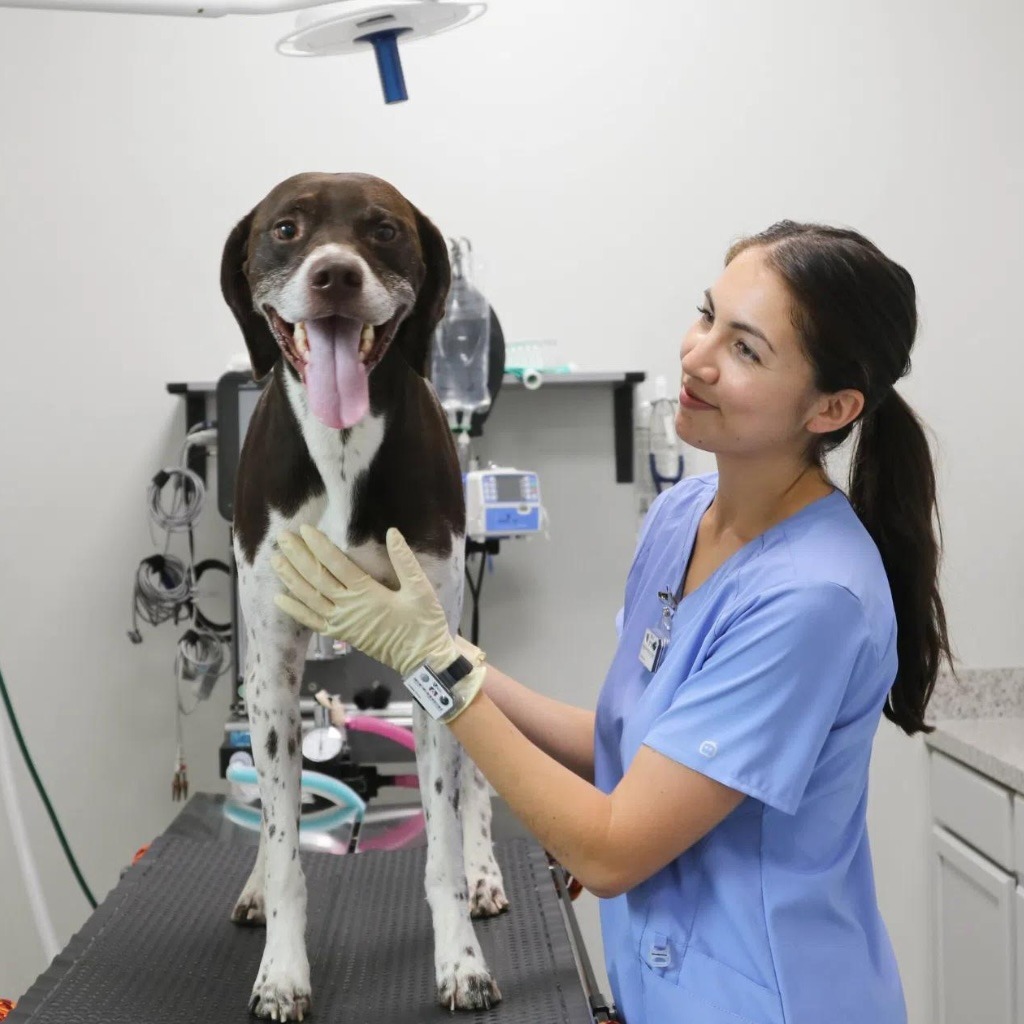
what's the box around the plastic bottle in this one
[634,393,656,529]
[634,376,684,532]
[431,238,492,431]
[648,375,683,485]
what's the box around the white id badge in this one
[639,627,669,673]
[640,587,679,673]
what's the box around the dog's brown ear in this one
[220,209,279,380]
[394,207,451,378]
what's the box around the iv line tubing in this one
[0,660,98,909]
[0,697,61,962]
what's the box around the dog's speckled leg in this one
[460,759,509,918]
[231,829,267,926]
[237,537,313,1022]
[415,709,502,1010]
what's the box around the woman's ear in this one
[807,389,865,435]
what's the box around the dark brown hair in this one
[727,221,952,735]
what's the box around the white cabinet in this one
[1015,796,1024,878]
[931,750,1014,866]
[1017,887,1024,1024]
[928,750,1021,1024]
[932,826,1015,1024]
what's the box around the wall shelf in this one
[168,370,646,484]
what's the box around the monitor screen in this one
[495,474,524,502]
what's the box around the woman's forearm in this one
[478,662,596,781]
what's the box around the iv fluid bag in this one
[431,273,492,420]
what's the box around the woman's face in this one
[676,246,824,460]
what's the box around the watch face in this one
[301,726,344,763]
[404,665,456,720]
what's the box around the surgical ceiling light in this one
[0,0,486,103]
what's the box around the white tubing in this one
[521,367,543,390]
[0,712,61,963]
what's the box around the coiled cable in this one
[146,466,205,535]
[128,554,192,639]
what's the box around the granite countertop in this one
[926,717,1024,797]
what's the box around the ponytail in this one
[850,389,953,734]
[728,221,953,734]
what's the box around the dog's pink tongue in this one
[305,316,368,429]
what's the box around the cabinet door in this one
[1016,887,1023,1024]
[932,826,1015,1024]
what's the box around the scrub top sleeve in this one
[643,582,873,814]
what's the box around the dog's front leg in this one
[240,559,313,1022]
[415,711,502,1010]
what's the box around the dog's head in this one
[220,172,450,429]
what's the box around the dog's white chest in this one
[283,372,386,549]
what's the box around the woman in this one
[270,221,951,1024]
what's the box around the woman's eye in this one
[736,339,761,364]
[373,223,397,243]
[273,220,299,241]
[696,304,713,324]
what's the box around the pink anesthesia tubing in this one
[347,715,418,788]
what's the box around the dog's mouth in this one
[264,307,401,430]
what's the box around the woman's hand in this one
[271,525,464,678]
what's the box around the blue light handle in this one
[358,28,412,104]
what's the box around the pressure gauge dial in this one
[302,725,345,763]
[301,704,347,763]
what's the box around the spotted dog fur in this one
[220,173,508,1020]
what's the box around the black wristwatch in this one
[402,655,475,722]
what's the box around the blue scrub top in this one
[595,474,906,1024]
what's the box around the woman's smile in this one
[679,384,717,410]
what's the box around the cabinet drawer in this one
[929,750,1013,870]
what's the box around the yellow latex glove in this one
[271,526,485,717]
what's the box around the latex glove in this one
[271,527,485,712]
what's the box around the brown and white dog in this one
[220,172,508,1020]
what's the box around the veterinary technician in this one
[270,220,951,1024]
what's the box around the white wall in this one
[1,0,1021,1016]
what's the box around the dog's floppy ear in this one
[394,207,451,378]
[220,209,279,381]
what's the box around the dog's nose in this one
[309,257,363,293]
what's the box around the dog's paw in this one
[249,975,312,1022]
[231,889,266,927]
[437,960,501,1012]
[249,943,311,1021]
[469,876,510,919]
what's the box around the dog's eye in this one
[273,220,299,241]
[373,223,397,243]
